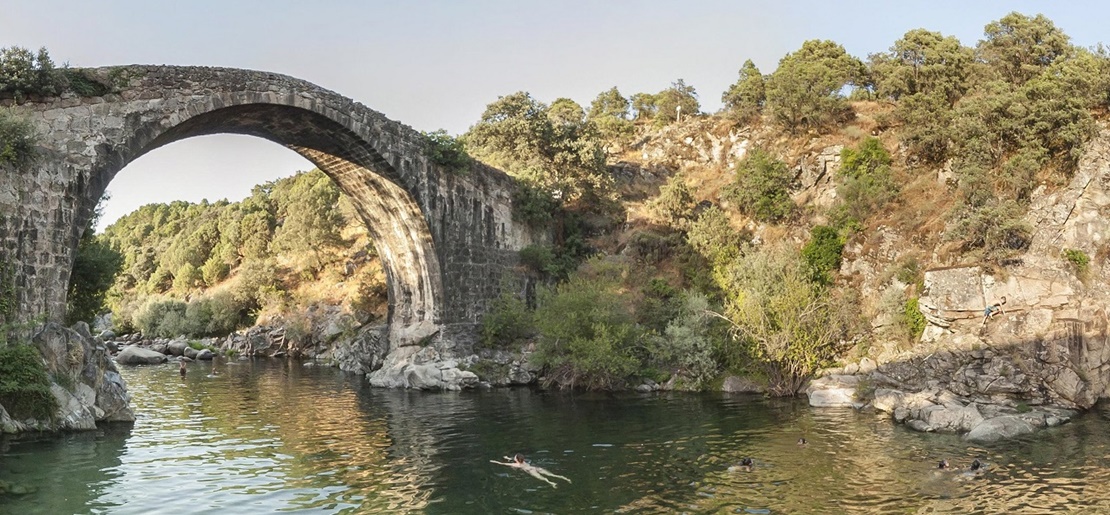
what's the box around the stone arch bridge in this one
[0,65,540,351]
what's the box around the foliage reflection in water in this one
[2,359,1110,513]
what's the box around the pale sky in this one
[2,1,1105,230]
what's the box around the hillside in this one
[66,12,1110,440]
[98,170,389,348]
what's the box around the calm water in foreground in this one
[3,359,1110,514]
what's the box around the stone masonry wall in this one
[0,65,543,352]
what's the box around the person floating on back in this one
[490,454,571,488]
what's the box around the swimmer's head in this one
[513,454,525,464]
[970,459,982,471]
[740,457,753,467]
[797,438,807,445]
[938,460,949,469]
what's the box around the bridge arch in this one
[2,66,539,351]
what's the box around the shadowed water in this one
[2,358,1110,514]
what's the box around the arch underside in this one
[104,103,444,345]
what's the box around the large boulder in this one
[115,346,167,365]
[965,415,1036,442]
[806,374,861,408]
[167,339,189,356]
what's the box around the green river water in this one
[2,358,1109,514]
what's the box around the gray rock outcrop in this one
[0,323,135,434]
[115,346,168,365]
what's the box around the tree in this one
[464,91,610,207]
[869,28,974,104]
[978,12,1072,85]
[630,92,658,120]
[587,87,634,145]
[719,243,848,396]
[765,40,865,132]
[270,169,345,272]
[652,79,700,126]
[66,208,123,325]
[727,148,794,222]
[721,59,766,122]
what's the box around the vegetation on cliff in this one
[474,11,1110,393]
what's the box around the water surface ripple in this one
[2,359,1110,513]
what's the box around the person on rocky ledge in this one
[490,454,572,488]
[982,296,1007,325]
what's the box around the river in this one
[1,358,1109,514]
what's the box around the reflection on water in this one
[3,358,1110,513]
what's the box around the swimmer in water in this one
[179,360,187,377]
[490,454,572,488]
[729,457,754,472]
[937,459,950,470]
[797,438,807,446]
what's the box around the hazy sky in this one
[2,1,1105,230]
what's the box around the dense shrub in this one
[0,344,58,421]
[727,149,794,223]
[423,129,471,172]
[532,258,640,390]
[0,110,37,168]
[479,289,535,349]
[903,296,926,340]
[719,244,849,396]
[1063,248,1090,280]
[801,225,845,285]
[686,206,747,267]
[134,298,187,338]
[830,138,897,228]
[648,174,697,228]
[643,292,720,390]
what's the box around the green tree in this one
[727,148,794,222]
[766,39,865,132]
[464,91,611,207]
[630,92,658,120]
[66,207,123,325]
[895,90,954,164]
[978,12,1072,85]
[270,169,345,272]
[652,79,700,126]
[720,244,848,396]
[869,28,973,103]
[587,87,634,145]
[721,59,766,122]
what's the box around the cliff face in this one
[904,127,1110,409]
[621,117,1110,438]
